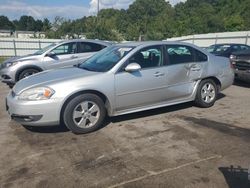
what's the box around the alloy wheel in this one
[72,101,100,128]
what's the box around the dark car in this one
[230,49,250,83]
[207,43,250,58]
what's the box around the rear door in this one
[164,45,207,100]
[43,42,78,70]
[76,42,107,63]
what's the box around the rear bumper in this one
[219,68,235,91]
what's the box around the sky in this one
[0,0,186,21]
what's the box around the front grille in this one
[235,61,250,70]
[11,114,43,122]
[1,75,11,80]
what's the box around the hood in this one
[1,54,39,68]
[13,67,100,94]
[4,54,39,63]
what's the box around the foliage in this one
[0,16,14,30]
[0,56,7,64]
[0,0,250,40]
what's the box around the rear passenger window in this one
[166,45,194,65]
[194,49,208,62]
[77,42,105,53]
[166,45,207,64]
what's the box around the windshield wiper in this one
[80,66,95,72]
[74,63,81,68]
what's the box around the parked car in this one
[0,39,111,87]
[230,49,250,83]
[207,43,250,58]
[6,41,234,134]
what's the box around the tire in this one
[195,79,218,108]
[18,68,40,81]
[8,84,14,89]
[63,94,106,134]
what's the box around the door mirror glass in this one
[125,63,141,72]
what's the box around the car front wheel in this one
[18,68,40,81]
[63,94,106,134]
[195,79,218,108]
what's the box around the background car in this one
[0,39,112,87]
[207,43,250,57]
[230,49,250,83]
[6,41,234,134]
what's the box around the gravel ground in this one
[0,81,250,188]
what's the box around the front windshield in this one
[33,43,58,55]
[79,46,134,72]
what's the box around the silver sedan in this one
[6,41,234,134]
[0,39,111,87]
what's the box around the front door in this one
[115,45,167,112]
[43,42,78,70]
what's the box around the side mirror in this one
[125,63,141,72]
[46,51,56,57]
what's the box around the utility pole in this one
[97,0,100,16]
[96,0,100,39]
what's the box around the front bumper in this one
[235,69,250,83]
[0,68,15,85]
[6,91,63,126]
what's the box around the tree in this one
[42,18,51,31]
[0,16,15,30]
[2,0,250,40]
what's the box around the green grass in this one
[0,57,7,64]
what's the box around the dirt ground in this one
[0,81,250,188]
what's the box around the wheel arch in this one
[60,90,112,124]
[15,65,43,82]
[201,76,222,91]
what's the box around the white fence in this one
[1,31,250,56]
[0,38,60,56]
[166,31,250,47]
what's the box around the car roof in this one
[211,43,249,46]
[115,41,197,48]
[58,39,113,46]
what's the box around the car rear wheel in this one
[63,94,106,134]
[18,68,40,81]
[195,79,218,108]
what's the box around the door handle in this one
[154,72,165,77]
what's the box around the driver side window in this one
[51,42,77,55]
[129,46,163,69]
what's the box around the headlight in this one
[18,87,55,101]
[229,55,237,60]
[5,61,18,68]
